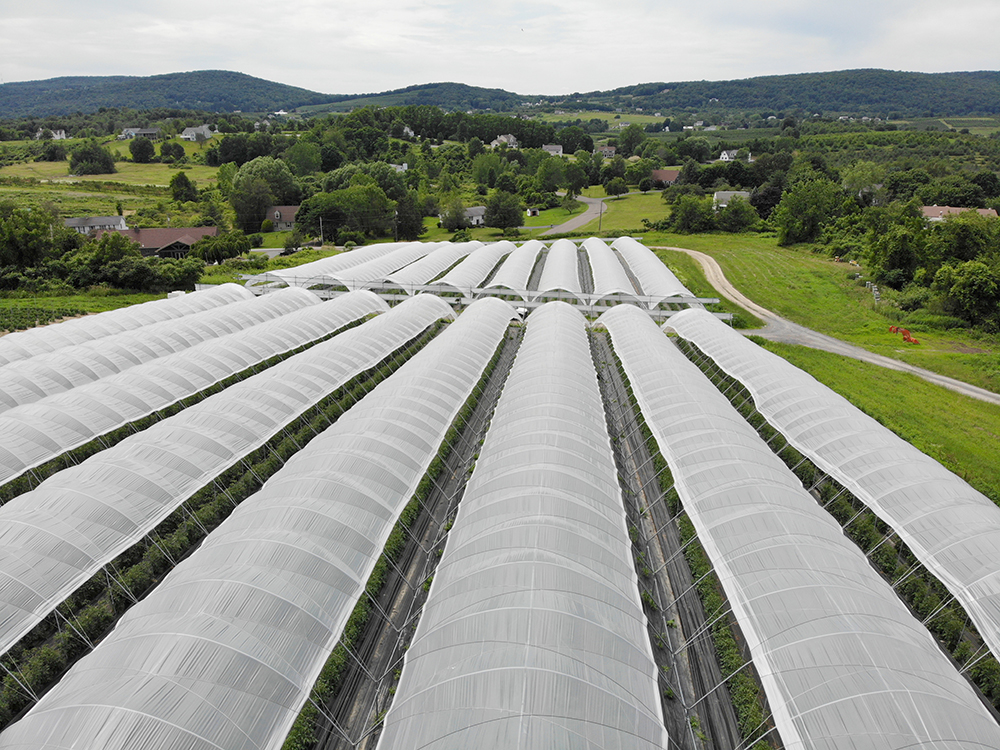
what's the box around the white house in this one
[542,144,563,156]
[34,128,67,140]
[465,206,486,226]
[490,134,519,149]
[180,125,215,141]
[64,216,128,235]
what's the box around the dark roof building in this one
[96,227,220,258]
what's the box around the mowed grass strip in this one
[646,234,1000,393]
[578,192,669,232]
[758,339,1000,504]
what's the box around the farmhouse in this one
[542,144,563,156]
[64,216,128,235]
[266,206,299,231]
[96,226,220,258]
[651,169,680,186]
[595,145,616,158]
[464,206,486,226]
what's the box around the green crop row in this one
[674,336,1000,713]
[0,306,88,332]
[281,325,519,750]
[0,319,446,729]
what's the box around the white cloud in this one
[0,0,995,94]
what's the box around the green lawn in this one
[645,233,1000,393]
[523,203,586,228]
[758,339,1000,504]
[418,215,558,243]
[579,192,668,232]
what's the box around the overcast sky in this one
[2,0,998,95]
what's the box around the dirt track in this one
[656,246,1000,407]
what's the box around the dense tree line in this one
[0,71,333,119]
[557,70,1000,118]
[0,202,203,293]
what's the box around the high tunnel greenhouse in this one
[0,239,997,750]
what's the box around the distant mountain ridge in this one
[2,68,1000,119]
[0,71,333,118]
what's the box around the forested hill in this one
[573,70,1000,117]
[3,68,1000,119]
[0,71,334,117]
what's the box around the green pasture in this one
[0,181,164,216]
[0,159,219,188]
[0,290,163,316]
[646,234,1000,393]
[759,339,1000,504]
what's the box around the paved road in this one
[541,195,605,235]
[656,245,1000,407]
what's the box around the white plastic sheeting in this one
[0,291,388,487]
[0,283,253,367]
[378,302,666,750]
[669,308,1000,669]
[535,239,583,302]
[582,236,639,303]
[0,297,517,750]
[250,243,402,288]
[600,304,1000,750]
[382,241,477,289]
[431,240,515,297]
[0,287,316,415]
[611,236,692,306]
[0,294,453,663]
[316,242,435,291]
[481,239,543,300]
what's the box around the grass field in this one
[0,181,165,216]
[418,216,559,243]
[894,117,1000,135]
[578,192,669,232]
[0,159,219,188]
[0,290,164,317]
[758,339,1000,503]
[644,233,1000,393]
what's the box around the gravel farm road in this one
[655,245,1000,407]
